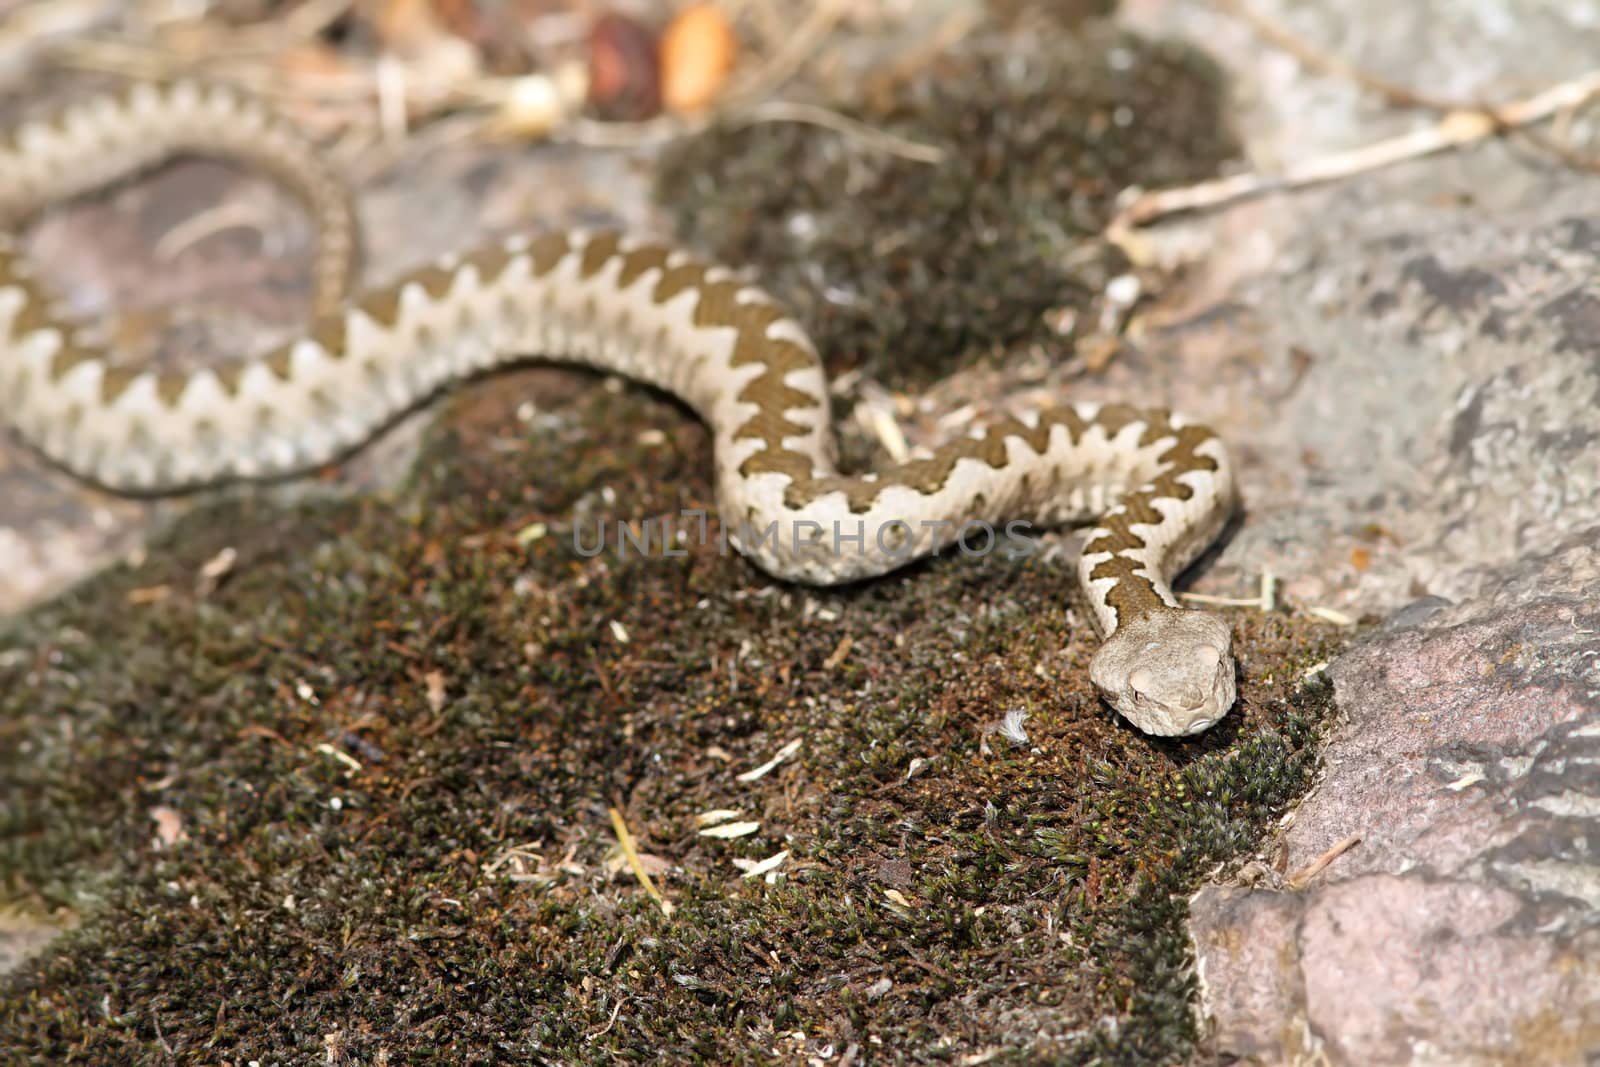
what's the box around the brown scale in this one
[526,231,573,276]
[614,245,674,288]
[464,241,518,285]
[648,259,713,306]
[577,232,624,276]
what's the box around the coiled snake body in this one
[0,82,1239,736]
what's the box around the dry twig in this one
[1109,2,1600,246]
[1286,833,1361,890]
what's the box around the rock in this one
[1111,2,1600,1061]
[1194,526,1600,1064]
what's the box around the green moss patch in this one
[1,373,1337,1062]
[656,25,1237,387]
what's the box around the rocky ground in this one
[1126,0,1600,1062]
[2,0,1598,1063]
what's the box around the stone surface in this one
[1113,1,1600,1062]
[1193,528,1600,1065]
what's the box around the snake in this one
[0,80,1240,736]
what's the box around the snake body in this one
[0,82,1239,736]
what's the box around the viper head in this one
[1087,609,1236,736]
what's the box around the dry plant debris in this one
[1110,0,1600,254]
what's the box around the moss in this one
[655,24,1237,387]
[0,373,1341,1062]
[2,12,1336,1066]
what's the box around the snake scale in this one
[0,81,1239,736]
